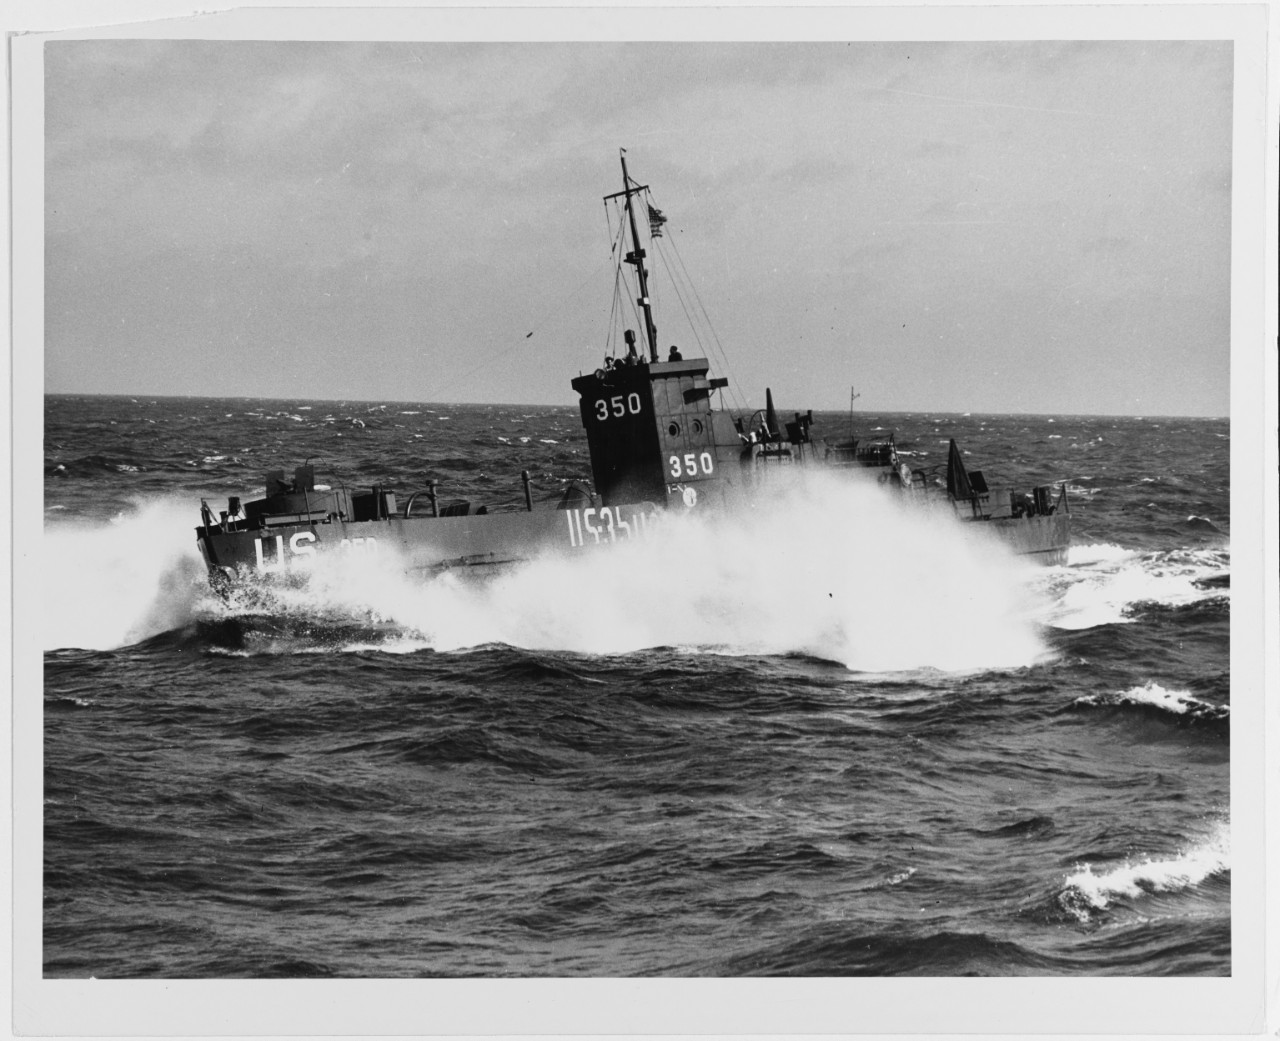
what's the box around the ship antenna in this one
[618,148,659,362]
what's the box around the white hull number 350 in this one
[594,393,643,421]
[669,452,714,478]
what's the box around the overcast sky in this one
[44,38,1232,415]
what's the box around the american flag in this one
[648,204,667,238]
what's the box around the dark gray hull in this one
[198,500,662,582]
[198,491,1068,586]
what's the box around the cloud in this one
[43,39,1232,414]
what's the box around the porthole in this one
[692,420,704,434]
[668,422,681,437]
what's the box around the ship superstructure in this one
[196,153,1069,585]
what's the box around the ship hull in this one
[197,501,663,581]
[198,492,1068,586]
[979,511,1072,566]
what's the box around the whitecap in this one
[1068,543,1135,566]
[42,497,214,651]
[281,471,1048,672]
[1059,820,1229,920]
[1184,515,1222,533]
[1036,543,1228,629]
[1072,681,1227,719]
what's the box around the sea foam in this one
[42,497,212,651]
[45,474,1050,671]
[1072,681,1228,721]
[279,471,1048,672]
[1038,544,1229,630]
[1059,819,1230,921]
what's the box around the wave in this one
[46,454,146,478]
[43,475,1048,672]
[1056,819,1229,923]
[42,498,216,651]
[275,473,1047,671]
[1182,515,1223,534]
[1037,544,1229,630]
[1066,543,1136,566]
[972,815,1056,840]
[717,924,1054,975]
[163,615,430,657]
[1069,682,1228,725]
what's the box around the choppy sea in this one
[42,394,1231,978]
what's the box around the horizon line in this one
[41,390,1229,422]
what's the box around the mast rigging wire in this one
[642,190,747,415]
[606,197,649,356]
[523,254,614,341]
[603,185,745,417]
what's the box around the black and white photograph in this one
[12,2,1274,1035]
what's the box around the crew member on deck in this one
[668,345,683,361]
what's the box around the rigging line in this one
[422,338,530,401]
[642,188,724,376]
[644,191,715,334]
[435,217,627,398]
[660,224,725,363]
[607,214,634,356]
[652,241,709,358]
[523,254,614,340]
[602,198,616,254]
[651,225,708,347]
[604,213,627,357]
[662,225,748,415]
[613,213,647,350]
[597,205,631,358]
[660,230,747,414]
[624,275,645,343]
[647,210,749,416]
[605,267,625,357]
[620,191,652,348]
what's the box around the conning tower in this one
[572,151,739,509]
[571,353,737,509]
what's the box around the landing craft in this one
[196,152,1069,588]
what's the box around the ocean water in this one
[42,394,1231,977]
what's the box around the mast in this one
[618,149,659,362]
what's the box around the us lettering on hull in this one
[564,505,651,548]
[252,531,377,571]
